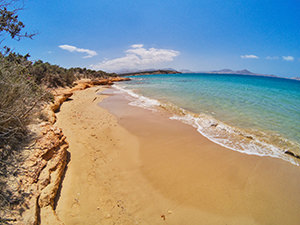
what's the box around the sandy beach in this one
[54,86,300,225]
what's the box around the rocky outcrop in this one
[12,77,130,224]
[284,150,300,159]
[43,77,130,124]
[19,124,67,225]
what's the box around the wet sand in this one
[55,86,300,225]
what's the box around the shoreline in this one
[113,84,300,165]
[54,86,300,224]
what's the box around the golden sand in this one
[55,86,300,225]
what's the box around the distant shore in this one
[118,69,300,81]
[53,85,300,225]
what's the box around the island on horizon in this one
[118,68,300,80]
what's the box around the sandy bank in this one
[54,86,300,225]
[8,78,129,225]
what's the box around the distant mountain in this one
[118,69,181,76]
[292,77,300,81]
[211,69,255,75]
[179,69,194,73]
[211,69,241,74]
[203,69,278,77]
[180,68,267,76]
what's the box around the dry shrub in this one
[0,55,46,149]
[0,54,50,221]
[0,53,113,221]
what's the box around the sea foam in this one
[113,84,299,166]
[114,84,160,110]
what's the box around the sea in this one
[113,73,300,165]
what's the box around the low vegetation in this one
[0,51,116,150]
[0,1,117,221]
[0,52,116,222]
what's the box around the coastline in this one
[113,83,300,164]
[54,86,300,224]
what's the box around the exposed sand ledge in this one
[12,77,129,225]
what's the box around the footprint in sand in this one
[87,171,96,182]
[71,197,80,209]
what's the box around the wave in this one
[113,85,160,110]
[113,84,300,166]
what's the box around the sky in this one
[4,0,300,77]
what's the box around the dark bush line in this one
[0,52,115,149]
[30,59,117,88]
[3,52,117,88]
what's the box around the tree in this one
[0,0,35,51]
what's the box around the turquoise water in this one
[115,73,300,164]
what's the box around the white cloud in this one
[266,56,279,60]
[282,56,294,61]
[240,54,259,59]
[59,44,97,58]
[90,44,180,72]
[131,44,144,48]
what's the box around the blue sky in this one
[4,0,300,77]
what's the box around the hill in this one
[118,69,181,76]
[209,69,278,77]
